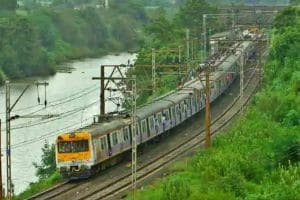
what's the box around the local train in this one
[56,40,256,179]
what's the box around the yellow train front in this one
[56,132,93,179]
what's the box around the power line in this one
[5,100,99,131]
[0,84,99,115]
[1,116,94,151]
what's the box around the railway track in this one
[27,63,259,200]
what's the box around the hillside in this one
[129,6,300,200]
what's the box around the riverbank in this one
[126,7,300,200]
[0,2,146,85]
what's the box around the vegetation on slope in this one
[128,6,300,200]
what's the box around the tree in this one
[0,0,17,11]
[290,0,300,5]
[33,142,56,180]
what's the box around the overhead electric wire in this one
[0,83,99,115]
[1,116,95,151]
[9,100,99,131]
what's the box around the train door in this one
[148,115,156,138]
[156,112,163,134]
[170,106,176,127]
[175,104,181,124]
[140,119,148,142]
[163,109,171,131]
[122,126,130,150]
[180,101,186,121]
[99,136,109,161]
[109,131,120,156]
[186,99,191,118]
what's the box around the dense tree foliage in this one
[0,2,147,84]
[0,0,17,11]
[33,143,56,180]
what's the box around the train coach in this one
[56,41,256,179]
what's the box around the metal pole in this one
[240,51,244,113]
[152,48,156,98]
[5,81,12,200]
[203,15,207,59]
[178,46,182,63]
[204,65,211,148]
[100,65,105,116]
[131,76,137,199]
[0,119,2,200]
[186,29,190,61]
[258,41,263,85]
[191,37,194,60]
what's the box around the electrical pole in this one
[240,51,244,113]
[203,14,207,58]
[178,46,182,63]
[0,119,2,200]
[152,48,156,98]
[131,76,137,200]
[5,81,12,200]
[204,65,211,148]
[5,81,49,200]
[100,65,105,116]
[186,29,190,60]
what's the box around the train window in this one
[58,140,89,153]
[100,137,108,151]
[157,112,162,123]
[149,116,155,130]
[123,127,130,141]
[141,120,147,134]
[111,132,118,146]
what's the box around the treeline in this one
[0,0,147,84]
[132,6,300,200]
[130,0,223,105]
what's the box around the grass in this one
[15,172,62,200]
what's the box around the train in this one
[56,40,256,179]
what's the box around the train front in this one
[56,132,94,179]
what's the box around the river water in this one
[0,53,136,194]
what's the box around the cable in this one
[2,116,95,151]
[9,100,99,131]
[0,83,99,115]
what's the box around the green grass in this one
[15,172,62,200]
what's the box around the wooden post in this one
[205,66,211,148]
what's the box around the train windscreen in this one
[58,140,89,153]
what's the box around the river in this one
[0,53,137,194]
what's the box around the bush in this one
[162,176,191,200]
